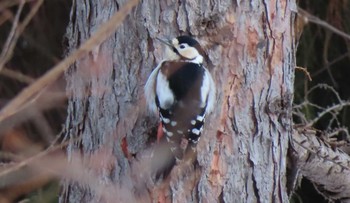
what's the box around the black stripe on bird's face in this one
[172,47,179,55]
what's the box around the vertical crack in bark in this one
[250,88,259,137]
[218,189,224,203]
[85,1,92,32]
[278,132,286,201]
[244,173,250,201]
[270,135,278,202]
[182,0,191,34]
[248,155,261,203]
[262,0,276,79]
[262,0,273,38]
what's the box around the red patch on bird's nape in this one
[121,137,130,159]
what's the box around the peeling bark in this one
[60,0,297,202]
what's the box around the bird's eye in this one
[179,44,186,49]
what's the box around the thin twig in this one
[306,102,350,127]
[312,52,350,77]
[0,0,139,123]
[0,0,25,71]
[293,84,349,130]
[295,66,312,81]
[0,136,80,178]
[323,31,338,88]
[292,111,308,124]
[0,0,34,11]
[327,127,349,138]
[306,84,343,103]
[0,67,35,84]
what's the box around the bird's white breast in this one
[156,71,175,109]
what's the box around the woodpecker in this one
[144,36,216,175]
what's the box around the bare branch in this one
[0,134,75,179]
[298,8,350,41]
[295,66,312,81]
[306,102,350,127]
[312,52,350,78]
[0,67,35,84]
[306,84,343,103]
[291,127,350,201]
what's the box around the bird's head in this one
[157,36,205,63]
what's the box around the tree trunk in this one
[60,0,297,202]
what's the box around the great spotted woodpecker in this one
[144,36,216,175]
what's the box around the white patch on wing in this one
[144,61,164,114]
[200,69,210,108]
[162,117,170,124]
[196,115,205,122]
[191,138,199,144]
[156,71,175,109]
[201,67,216,113]
[192,128,200,135]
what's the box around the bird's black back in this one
[168,63,204,102]
[156,61,206,148]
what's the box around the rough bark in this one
[291,127,350,202]
[60,0,297,202]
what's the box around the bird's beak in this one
[156,37,173,48]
